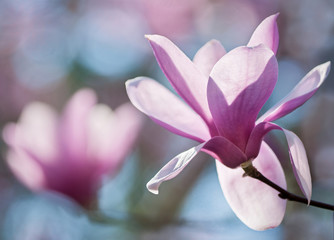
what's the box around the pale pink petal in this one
[59,88,97,161]
[3,102,58,164]
[126,77,211,142]
[201,136,247,169]
[146,34,214,127]
[86,104,118,169]
[87,103,143,174]
[107,103,143,166]
[245,122,281,159]
[208,45,277,150]
[283,128,312,202]
[193,39,226,77]
[246,122,312,202]
[6,149,47,191]
[257,61,331,123]
[216,142,287,230]
[247,13,279,54]
[147,142,206,194]
[147,136,248,194]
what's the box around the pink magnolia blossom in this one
[3,89,143,207]
[126,14,331,230]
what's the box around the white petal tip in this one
[306,192,312,205]
[318,61,331,78]
[145,34,159,41]
[324,61,331,71]
[149,189,159,195]
[146,182,159,195]
[125,78,138,87]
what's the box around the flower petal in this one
[147,142,206,194]
[145,34,214,126]
[208,45,278,150]
[3,102,58,164]
[247,122,312,202]
[257,61,331,123]
[87,103,144,174]
[247,13,279,54]
[216,142,287,230]
[201,136,247,169]
[126,77,211,142]
[245,122,281,159]
[6,149,47,192]
[193,39,226,77]
[58,89,97,161]
[147,136,248,194]
[282,128,312,202]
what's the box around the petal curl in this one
[216,142,287,230]
[257,61,331,123]
[283,128,312,202]
[247,13,279,54]
[208,45,278,150]
[246,122,312,202]
[126,77,211,142]
[193,39,226,77]
[147,136,247,194]
[147,142,206,194]
[146,34,214,126]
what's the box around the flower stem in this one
[242,162,334,211]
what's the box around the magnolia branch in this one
[242,162,334,211]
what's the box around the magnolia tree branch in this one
[242,163,334,211]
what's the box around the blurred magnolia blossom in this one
[2,89,143,208]
[126,13,331,230]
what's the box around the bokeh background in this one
[0,0,334,239]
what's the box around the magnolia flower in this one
[126,14,331,230]
[3,89,143,207]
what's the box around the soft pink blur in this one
[2,88,143,207]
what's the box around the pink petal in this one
[147,142,206,194]
[6,149,47,191]
[257,61,331,123]
[247,13,279,54]
[245,122,281,159]
[58,89,97,162]
[216,142,287,230]
[89,103,143,174]
[201,136,247,169]
[247,122,312,202]
[282,128,312,202]
[207,45,278,150]
[126,77,211,142]
[3,102,59,164]
[86,104,114,162]
[193,39,226,77]
[147,136,248,194]
[145,34,214,127]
